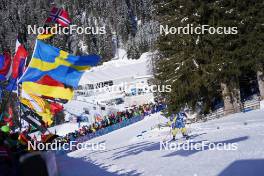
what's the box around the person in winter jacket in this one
[167,112,189,140]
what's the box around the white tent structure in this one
[79,51,153,85]
[66,51,155,119]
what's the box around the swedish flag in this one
[19,40,100,88]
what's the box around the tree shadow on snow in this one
[56,154,141,176]
[110,141,161,160]
[162,136,249,158]
[91,141,152,156]
[218,159,264,176]
[109,133,207,160]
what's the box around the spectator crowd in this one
[58,102,165,144]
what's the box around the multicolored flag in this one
[20,105,47,134]
[22,75,74,100]
[6,38,28,91]
[0,51,11,81]
[46,7,71,27]
[20,89,53,125]
[38,6,72,40]
[19,40,100,88]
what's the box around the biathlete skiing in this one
[167,111,190,141]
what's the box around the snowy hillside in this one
[79,50,153,85]
[57,110,264,176]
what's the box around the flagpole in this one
[18,84,22,131]
[19,102,22,131]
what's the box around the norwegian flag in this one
[6,36,28,91]
[46,7,71,27]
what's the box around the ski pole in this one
[162,128,171,142]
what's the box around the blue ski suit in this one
[168,112,187,137]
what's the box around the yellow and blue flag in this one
[19,40,100,88]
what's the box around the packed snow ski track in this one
[57,110,264,176]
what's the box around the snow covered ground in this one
[57,110,264,176]
[29,122,91,140]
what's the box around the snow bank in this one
[260,100,264,109]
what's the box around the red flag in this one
[46,7,71,27]
[0,51,11,81]
[37,75,65,87]
[11,40,28,79]
[50,102,63,115]
[3,106,14,127]
[6,39,28,91]
[8,106,13,118]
